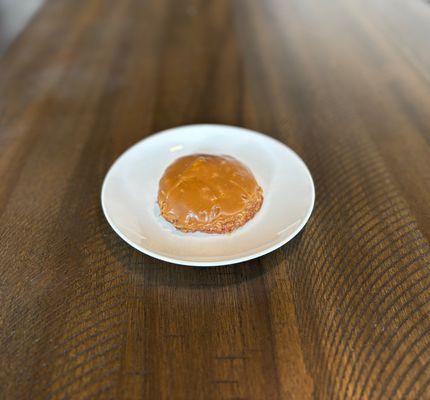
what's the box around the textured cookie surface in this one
[157,154,264,234]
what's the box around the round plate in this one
[101,124,315,266]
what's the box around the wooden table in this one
[1,0,430,398]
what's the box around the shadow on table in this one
[108,234,303,289]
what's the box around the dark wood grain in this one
[1,0,430,398]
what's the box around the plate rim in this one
[101,124,315,267]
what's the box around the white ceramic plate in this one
[101,124,315,266]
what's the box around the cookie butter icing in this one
[157,154,263,233]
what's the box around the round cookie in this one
[157,154,264,234]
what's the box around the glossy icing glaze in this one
[157,154,263,232]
